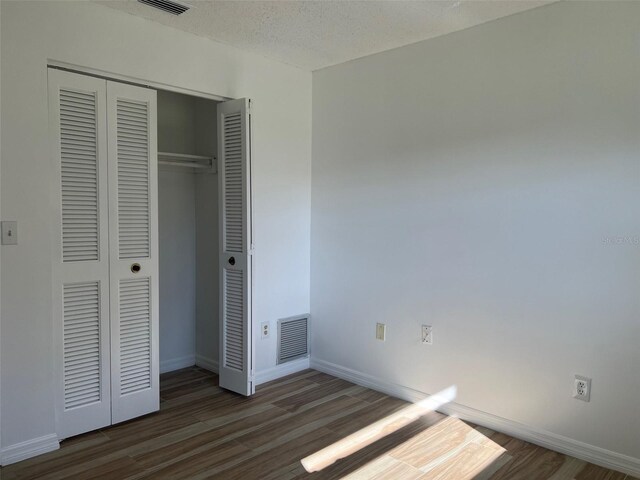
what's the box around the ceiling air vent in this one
[138,0,190,15]
[277,315,310,364]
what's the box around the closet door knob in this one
[131,263,141,273]
[228,257,236,266]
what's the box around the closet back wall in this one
[158,91,197,372]
[194,101,219,369]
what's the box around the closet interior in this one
[157,90,220,374]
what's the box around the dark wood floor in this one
[1,367,634,479]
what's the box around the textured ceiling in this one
[98,0,553,70]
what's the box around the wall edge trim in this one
[255,357,310,386]
[159,354,196,374]
[195,354,219,374]
[1,434,60,466]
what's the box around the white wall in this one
[312,0,640,462]
[0,0,311,454]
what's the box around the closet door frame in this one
[48,62,257,437]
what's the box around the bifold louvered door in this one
[51,70,159,438]
[107,81,159,424]
[49,69,112,439]
[218,98,254,396]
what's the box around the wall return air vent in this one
[138,0,190,15]
[277,315,310,364]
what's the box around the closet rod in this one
[158,160,211,169]
[158,151,217,173]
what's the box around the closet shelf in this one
[158,151,216,173]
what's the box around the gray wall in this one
[158,170,196,370]
[158,91,198,370]
[195,100,220,367]
[157,91,219,372]
[158,90,197,152]
[311,1,640,459]
[195,174,219,366]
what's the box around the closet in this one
[48,68,254,441]
[156,90,219,379]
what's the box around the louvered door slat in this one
[223,112,243,254]
[116,99,150,259]
[118,278,152,395]
[224,270,244,371]
[63,281,101,410]
[60,88,99,262]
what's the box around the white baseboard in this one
[255,357,310,386]
[195,355,309,384]
[159,354,196,374]
[195,354,219,373]
[1,434,59,466]
[310,358,640,477]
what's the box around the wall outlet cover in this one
[573,375,591,402]
[1,221,18,245]
[422,325,433,344]
[376,323,386,341]
[261,321,270,339]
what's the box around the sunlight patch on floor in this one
[301,386,510,479]
[301,386,458,473]
[345,416,509,479]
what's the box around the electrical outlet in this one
[421,325,433,344]
[573,375,591,402]
[261,321,270,339]
[376,323,386,341]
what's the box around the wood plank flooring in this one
[1,367,634,480]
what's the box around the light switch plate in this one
[1,221,18,245]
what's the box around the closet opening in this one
[156,90,221,377]
[50,66,253,440]
[50,70,167,435]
